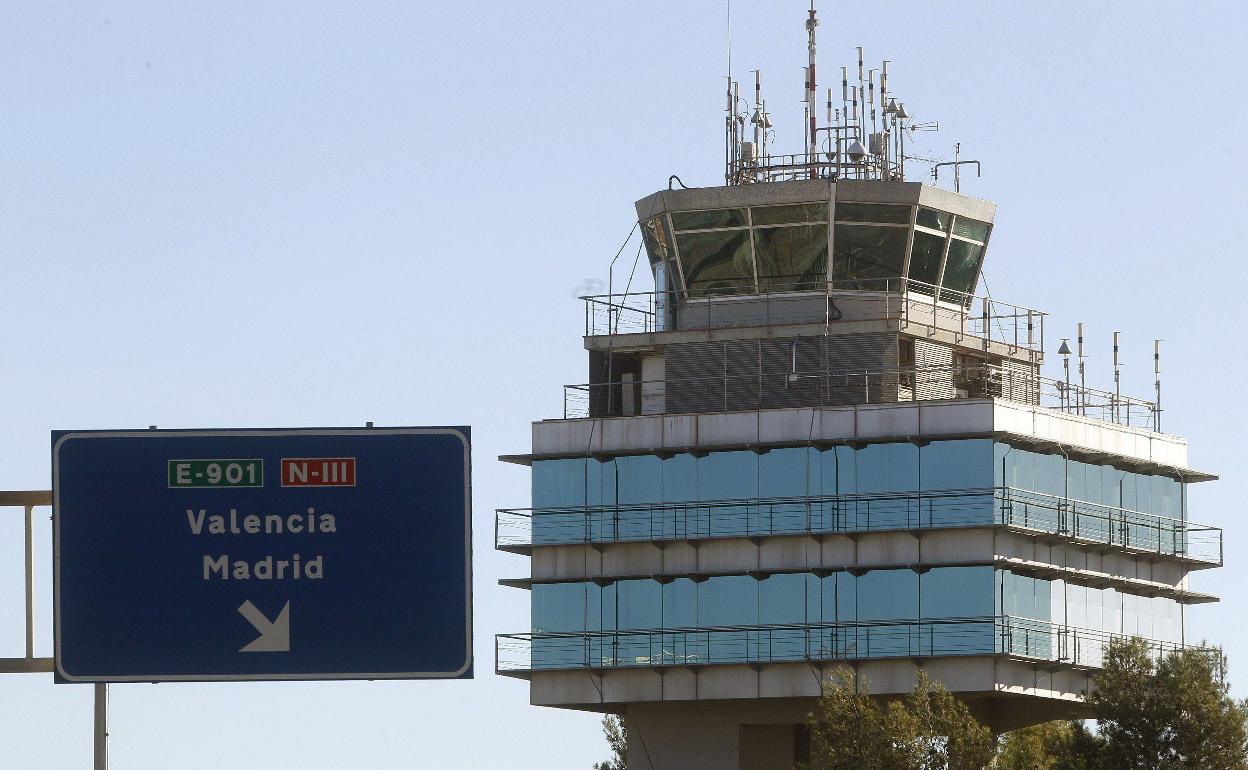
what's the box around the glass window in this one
[939,239,984,303]
[670,208,748,231]
[532,459,586,509]
[916,207,951,232]
[676,230,755,297]
[664,578,697,629]
[533,583,586,633]
[952,217,990,242]
[760,573,809,625]
[920,439,993,491]
[617,579,662,630]
[921,567,994,619]
[856,443,919,494]
[832,224,909,290]
[907,230,946,294]
[699,575,758,627]
[835,202,911,224]
[641,215,674,263]
[753,224,828,291]
[857,569,918,621]
[751,202,828,226]
[698,451,759,502]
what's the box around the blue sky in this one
[2,1,1245,767]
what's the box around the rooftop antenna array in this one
[722,3,976,188]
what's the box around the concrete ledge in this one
[523,399,1205,478]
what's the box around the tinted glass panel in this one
[857,570,918,621]
[664,579,697,628]
[953,217,990,242]
[676,230,755,296]
[907,230,946,294]
[754,224,828,291]
[939,239,983,303]
[916,207,951,231]
[641,215,674,264]
[751,202,828,225]
[922,567,994,618]
[670,208,748,231]
[835,202,911,224]
[699,575,758,627]
[533,583,587,633]
[832,224,909,289]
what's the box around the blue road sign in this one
[52,427,472,683]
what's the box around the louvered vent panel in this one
[914,339,957,400]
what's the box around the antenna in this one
[1154,339,1163,431]
[805,2,818,176]
[1112,331,1121,423]
[1077,322,1086,415]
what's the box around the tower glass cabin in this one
[496,35,1220,770]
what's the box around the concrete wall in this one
[529,399,1199,476]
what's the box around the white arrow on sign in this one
[238,600,291,653]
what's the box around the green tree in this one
[1087,638,1248,770]
[593,714,628,770]
[996,721,1105,770]
[803,668,994,770]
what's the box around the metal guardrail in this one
[583,278,1045,353]
[563,362,1161,430]
[496,487,1221,566]
[496,616,1199,674]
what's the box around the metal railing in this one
[583,278,1045,353]
[496,616,1201,674]
[563,362,1161,430]
[728,152,897,184]
[496,486,1221,565]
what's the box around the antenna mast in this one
[805,2,818,177]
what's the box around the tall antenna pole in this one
[806,2,819,177]
[1077,322,1086,415]
[1112,331,1121,424]
[1154,339,1163,432]
[857,47,865,143]
[725,0,732,184]
[881,60,890,174]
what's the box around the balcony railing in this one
[496,616,1202,675]
[583,279,1045,353]
[495,487,1221,566]
[563,362,1162,430]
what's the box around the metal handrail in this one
[563,362,1160,429]
[496,615,1205,674]
[582,278,1046,355]
[495,486,1220,565]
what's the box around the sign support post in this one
[94,683,107,770]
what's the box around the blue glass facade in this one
[528,439,1188,548]
[521,438,1190,671]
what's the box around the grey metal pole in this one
[24,504,34,661]
[94,683,107,770]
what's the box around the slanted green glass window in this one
[670,208,748,231]
[751,202,828,226]
[953,217,990,242]
[753,224,828,291]
[831,224,909,289]
[676,230,755,297]
[907,230,947,295]
[835,202,911,224]
[940,238,984,303]
[641,215,674,264]
[916,207,951,232]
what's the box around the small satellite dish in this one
[847,140,868,162]
[884,98,899,115]
[896,102,911,120]
[1058,339,1073,356]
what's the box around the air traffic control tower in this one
[496,10,1221,769]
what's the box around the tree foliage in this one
[593,714,628,770]
[996,721,1104,770]
[1086,637,1248,770]
[803,668,995,770]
